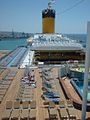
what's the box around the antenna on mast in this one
[45,0,55,14]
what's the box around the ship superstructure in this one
[27,34,85,65]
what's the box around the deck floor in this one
[0,67,90,120]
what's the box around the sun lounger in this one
[58,107,68,120]
[6,101,13,109]
[24,94,32,97]
[29,109,36,120]
[67,100,73,107]
[2,81,10,85]
[25,87,32,90]
[0,91,6,95]
[66,100,76,119]
[22,101,29,109]
[43,100,49,105]
[24,92,31,95]
[49,101,55,108]
[23,96,32,100]
[5,76,13,81]
[48,101,57,119]
[1,84,9,87]
[2,109,12,120]
[21,109,29,120]
[11,109,20,120]
[25,86,31,89]
[0,94,4,98]
[1,100,13,119]
[30,100,36,109]
[13,101,20,109]
[67,107,76,119]
[49,108,57,119]
[44,92,59,98]
[22,97,32,101]
[59,100,66,108]
[23,94,32,98]
[49,98,60,104]
[0,85,8,89]
[24,88,31,91]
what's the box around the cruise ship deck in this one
[0,33,90,119]
[0,67,90,120]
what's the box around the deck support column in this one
[82,22,90,120]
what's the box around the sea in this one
[65,34,86,48]
[0,34,87,50]
[0,38,27,50]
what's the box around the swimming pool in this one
[71,80,90,101]
[75,81,90,101]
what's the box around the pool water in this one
[75,81,90,100]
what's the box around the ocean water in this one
[0,38,27,50]
[65,34,87,48]
[65,34,86,41]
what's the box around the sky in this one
[0,0,90,34]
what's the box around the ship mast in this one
[82,22,90,120]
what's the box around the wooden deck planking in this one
[35,69,44,120]
[53,68,66,101]
[0,68,25,120]
[0,67,90,120]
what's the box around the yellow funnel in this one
[42,9,55,34]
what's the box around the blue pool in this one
[75,81,90,100]
[71,80,90,101]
